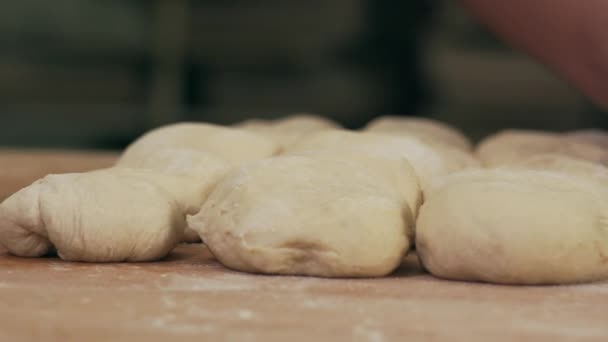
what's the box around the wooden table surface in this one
[1,149,608,341]
[1,244,607,342]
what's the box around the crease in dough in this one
[117,122,281,242]
[117,148,232,242]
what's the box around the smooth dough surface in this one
[476,129,608,167]
[118,148,232,242]
[236,114,340,149]
[566,129,608,149]
[188,154,421,277]
[119,122,280,166]
[417,168,608,285]
[0,168,184,262]
[288,129,478,192]
[290,150,423,217]
[509,154,608,185]
[364,116,472,151]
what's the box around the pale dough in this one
[288,129,478,193]
[119,122,280,166]
[188,154,421,277]
[566,129,608,149]
[236,114,340,149]
[364,116,472,151]
[417,168,608,285]
[117,148,232,242]
[476,129,608,167]
[291,150,423,216]
[509,154,608,185]
[118,122,280,242]
[0,168,185,262]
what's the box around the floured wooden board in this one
[0,244,607,342]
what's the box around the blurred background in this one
[0,0,605,150]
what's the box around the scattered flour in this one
[161,274,259,292]
[237,309,254,320]
[353,319,386,342]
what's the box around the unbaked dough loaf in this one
[188,154,421,277]
[117,148,232,242]
[476,129,608,167]
[288,129,478,192]
[291,150,423,216]
[118,122,280,242]
[510,154,608,185]
[364,116,472,151]
[236,114,340,149]
[566,129,608,149]
[119,122,280,166]
[416,168,608,285]
[0,168,184,262]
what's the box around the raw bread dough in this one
[0,168,184,262]
[119,122,280,166]
[292,150,423,216]
[476,129,608,167]
[117,148,232,242]
[188,154,421,277]
[416,168,608,285]
[236,114,340,149]
[510,154,608,185]
[566,129,608,149]
[288,129,478,192]
[364,116,472,151]
[118,122,279,242]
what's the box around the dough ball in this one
[273,113,340,131]
[509,154,608,185]
[290,150,423,217]
[417,168,608,285]
[0,169,184,262]
[236,113,340,149]
[288,129,477,193]
[118,148,232,242]
[364,116,472,151]
[119,122,280,166]
[566,129,608,149]
[476,129,608,167]
[118,147,231,178]
[188,154,420,277]
[0,149,118,201]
